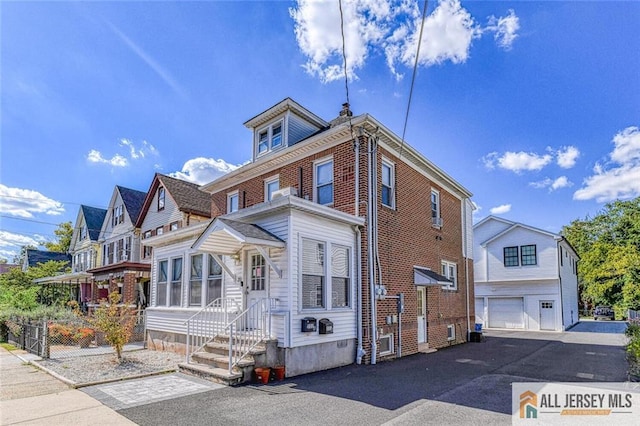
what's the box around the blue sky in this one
[1,1,639,262]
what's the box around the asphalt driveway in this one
[103,321,629,426]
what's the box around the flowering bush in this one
[48,323,95,345]
[74,327,95,340]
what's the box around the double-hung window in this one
[504,246,519,267]
[265,176,279,201]
[257,121,283,156]
[207,255,222,304]
[441,260,457,290]
[503,245,537,267]
[381,159,395,208]
[158,187,165,211]
[315,159,333,206]
[302,239,325,309]
[170,257,183,306]
[227,191,239,213]
[521,244,537,266]
[189,254,203,306]
[157,260,168,306]
[331,245,350,308]
[431,189,441,227]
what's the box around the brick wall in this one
[207,136,473,362]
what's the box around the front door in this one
[417,287,427,344]
[246,252,268,329]
[540,300,555,330]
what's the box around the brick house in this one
[144,98,474,382]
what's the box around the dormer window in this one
[256,121,284,156]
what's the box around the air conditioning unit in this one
[432,217,443,228]
[271,187,298,199]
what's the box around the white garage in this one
[488,297,525,329]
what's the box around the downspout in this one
[354,226,365,364]
[368,135,377,364]
[354,133,366,364]
[463,199,471,340]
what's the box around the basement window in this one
[379,334,394,355]
[447,324,455,341]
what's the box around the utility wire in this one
[338,0,355,140]
[398,0,429,161]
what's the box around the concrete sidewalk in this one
[0,346,135,425]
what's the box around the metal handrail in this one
[184,297,241,363]
[225,298,276,372]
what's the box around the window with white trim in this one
[158,187,165,211]
[256,120,284,156]
[379,334,394,355]
[189,254,203,306]
[302,239,325,309]
[441,260,457,290]
[381,159,395,208]
[265,176,279,201]
[170,257,183,306]
[314,159,333,206]
[207,255,222,304]
[157,260,168,306]
[431,189,441,227]
[227,191,239,213]
[112,204,124,227]
[447,324,455,341]
[331,245,350,308]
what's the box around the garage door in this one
[488,297,524,329]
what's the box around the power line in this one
[398,0,429,160]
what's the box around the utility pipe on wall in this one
[367,134,377,364]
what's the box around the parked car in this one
[593,306,614,320]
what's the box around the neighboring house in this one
[473,216,579,331]
[34,205,107,307]
[23,249,71,271]
[87,185,149,306]
[144,98,474,382]
[135,173,213,307]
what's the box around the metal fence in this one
[5,312,146,359]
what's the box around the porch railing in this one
[185,297,241,363]
[225,298,277,372]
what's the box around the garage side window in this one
[504,246,519,267]
[520,244,537,266]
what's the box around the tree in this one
[86,292,137,363]
[0,260,70,310]
[44,222,73,253]
[562,197,640,314]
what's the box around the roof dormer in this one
[244,98,329,161]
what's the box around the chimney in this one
[340,102,353,117]
[330,102,354,127]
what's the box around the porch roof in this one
[414,266,452,286]
[192,218,285,255]
[33,271,92,285]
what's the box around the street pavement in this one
[1,320,630,426]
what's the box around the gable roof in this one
[477,215,560,247]
[116,185,147,224]
[24,249,71,269]
[81,205,107,241]
[243,97,329,130]
[136,173,211,227]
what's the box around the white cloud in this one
[290,0,519,83]
[483,151,552,173]
[574,127,640,202]
[529,176,573,191]
[170,157,244,185]
[490,204,511,215]
[119,139,158,160]
[87,149,128,167]
[556,146,580,168]
[485,9,519,50]
[0,184,65,218]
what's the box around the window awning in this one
[33,272,92,285]
[414,266,452,286]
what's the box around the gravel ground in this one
[36,349,184,386]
